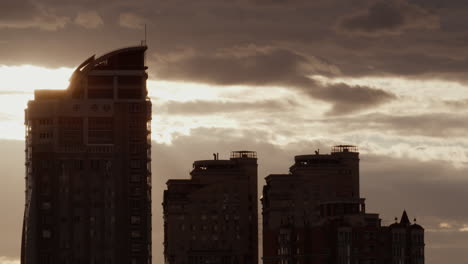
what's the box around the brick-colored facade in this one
[262,146,424,264]
[163,151,258,264]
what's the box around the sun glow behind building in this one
[0,65,73,140]
[1,64,468,166]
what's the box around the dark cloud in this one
[0,0,70,31]
[323,112,468,137]
[338,0,440,35]
[0,0,109,31]
[0,0,467,83]
[154,48,315,86]
[74,10,104,29]
[155,47,395,114]
[119,12,146,29]
[311,83,397,115]
[156,99,297,115]
[339,52,468,78]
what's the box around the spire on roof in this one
[400,210,410,225]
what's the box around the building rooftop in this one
[34,89,66,100]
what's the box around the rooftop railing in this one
[230,150,257,159]
[331,145,358,153]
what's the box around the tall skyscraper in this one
[262,145,424,264]
[22,46,152,264]
[163,151,258,264]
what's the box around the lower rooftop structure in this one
[262,145,424,264]
[163,151,258,264]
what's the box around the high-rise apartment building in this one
[262,145,424,264]
[21,46,152,264]
[163,151,258,264]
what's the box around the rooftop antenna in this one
[141,24,147,46]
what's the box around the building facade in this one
[262,145,424,264]
[22,46,152,264]
[163,151,258,264]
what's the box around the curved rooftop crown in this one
[69,46,147,91]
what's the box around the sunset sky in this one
[1,0,468,263]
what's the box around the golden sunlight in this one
[0,65,74,140]
[0,65,73,93]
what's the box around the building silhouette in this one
[21,46,152,264]
[163,151,258,264]
[262,145,424,264]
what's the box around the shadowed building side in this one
[22,46,152,264]
[163,151,258,264]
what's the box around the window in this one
[41,202,51,210]
[88,76,114,99]
[131,187,142,196]
[90,160,100,170]
[131,216,141,225]
[130,144,145,154]
[73,104,80,111]
[42,230,52,238]
[129,132,145,142]
[41,160,52,169]
[130,200,141,209]
[88,117,114,144]
[129,118,145,128]
[39,132,53,140]
[130,174,141,183]
[131,243,142,252]
[58,117,83,145]
[129,103,142,113]
[131,230,141,238]
[38,119,52,126]
[74,160,84,170]
[130,160,142,169]
[40,254,51,264]
[118,76,142,99]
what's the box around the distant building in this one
[262,145,424,264]
[163,151,258,264]
[22,46,152,264]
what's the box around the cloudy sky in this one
[1,0,468,263]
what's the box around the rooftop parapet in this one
[34,89,66,100]
[192,160,234,169]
